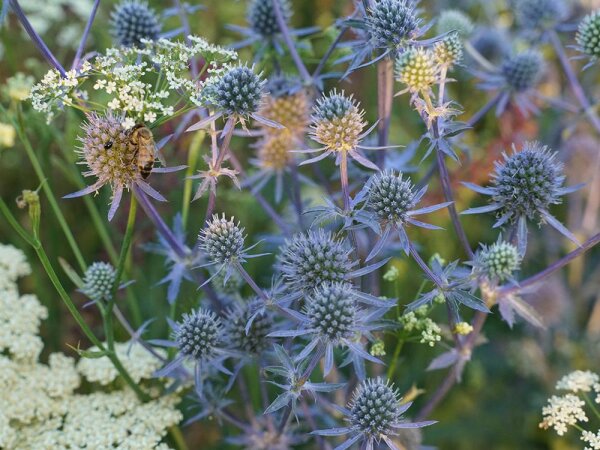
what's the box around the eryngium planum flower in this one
[277,230,356,293]
[434,32,463,67]
[361,170,450,259]
[366,0,419,49]
[82,262,116,302]
[474,240,521,283]
[513,0,567,32]
[247,0,291,37]
[154,308,235,395]
[462,142,581,247]
[199,215,245,265]
[224,300,272,355]
[110,0,161,47]
[313,377,435,449]
[213,65,265,117]
[576,10,600,60]
[395,47,438,92]
[501,50,544,92]
[437,9,474,38]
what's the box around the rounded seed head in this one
[492,142,565,221]
[433,32,463,66]
[247,0,291,37]
[82,262,116,302]
[79,113,138,188]
[514,0,567,31]
[175,309,222,360]
[350,378,402,438]
[225,300,272,354]
[199,215,245,264]
[437,10,474,38]
[306,282,356,343]
[475,241,521,282]
[214,66,265,116]
[500,50,543,92]
[366,0,419,49]
[367,170,416,224]
[257,133,294,170]
[278,230,354,292]
[576,11,600,58]
[310,91,366,153]
[395,48,438,92]
[110,0,161,47]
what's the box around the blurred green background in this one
[1,0,600,448]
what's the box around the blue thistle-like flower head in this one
[367,170,416,224]
[350,378,403,438]
[175,309,223,361]
[433,32,463,67]
[474,240,521,283]
[213,65,265,116]
[501,50,544,92]
[110,0,161,47]
[576,11,600,59]
[366,0,419,49]
[514,0,567,32]
[491,142,564,222]
[306,282,356,344]
[395,47,438,92]
[437,9,474,38]
[247,0,291,37]
[199,215,245,264]
[82,262,116,302]
[225,300,272,355]
[278,230,355,292]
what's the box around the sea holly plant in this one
[2,1,600,449]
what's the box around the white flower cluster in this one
[399,306,442,347]
[556,370,600,393]
[539,394,588,436]
[78,341,166,385]
[29,35,237,127]
[583,430,600,450]
[0,243,182,449]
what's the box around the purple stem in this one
[10,0,66,76]
[433,120,473,258]
[500,232,600,296]
[272,0,311,84]
[234,261,269,302]
[72,0,99,70]
[549,31,600,133]
[312,26,348,81]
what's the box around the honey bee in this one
[127,123,164,179]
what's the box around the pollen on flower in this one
[310,90,366,153]
[257,133,294,170]
[79,112,138,188]
[396,47,438,92]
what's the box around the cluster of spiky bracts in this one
[310,91,366,153]
[367,170,417,224]
[82,262,116,302]
[213,65,265,117]
[175,309,223,360]
[491,142,564,222]
[475,241,521,283]
[79,113,138,190]
[366,0,419,49]
[198,215,245,264]
[577,10,600,59]
[110,0,161,47]
[501,50,544,92]
[278,230,354,292]
[225,300,272,355]
[247,0,291,37]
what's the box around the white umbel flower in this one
[556,370,600,393]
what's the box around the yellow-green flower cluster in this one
[395,48,438,93]
[399,306,441,347]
